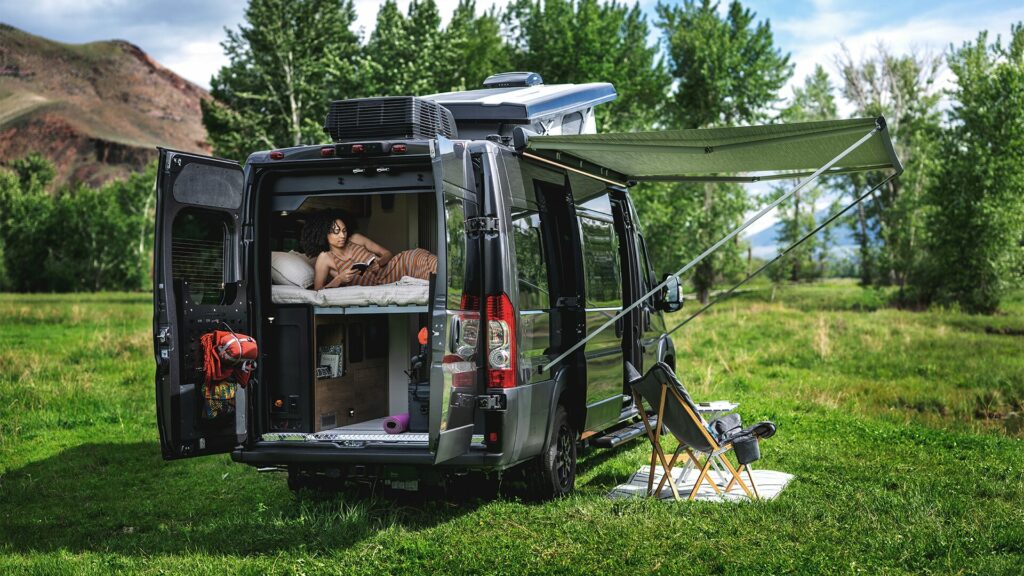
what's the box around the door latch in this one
[466,217,499,234]
[478,394,507,410]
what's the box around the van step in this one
[590,418,656,449]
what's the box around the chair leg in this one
[654,444,686,496]
[746,464,760,500]
[718,452,755,500]
[687,454,716,500]
[725,464,744,492]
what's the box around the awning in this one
[523,116,902,184]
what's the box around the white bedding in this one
[271,276,429,307]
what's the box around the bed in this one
[271,275,430,312]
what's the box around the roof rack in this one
[423,72,617,140]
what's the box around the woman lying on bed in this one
[301,211,438,290]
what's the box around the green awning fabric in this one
[524,117,902,183]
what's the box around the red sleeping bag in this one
[200,329,258,387]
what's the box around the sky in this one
[2,0,1021,238]
[3,0,1021,95]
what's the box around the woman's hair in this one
[299,210,355,258]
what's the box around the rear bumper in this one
[232,441,510,468]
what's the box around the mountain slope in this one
[0,24,211,187]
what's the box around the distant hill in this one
[0,24,210,188]
[744,209,860,259]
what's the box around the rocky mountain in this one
[0,24,210,188]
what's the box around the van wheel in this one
[527,405,576,499]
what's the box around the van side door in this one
[154,148,250,460]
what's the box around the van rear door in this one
[154,148,250,460]
[430,136,484,463]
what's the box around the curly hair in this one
[299,210,356,258]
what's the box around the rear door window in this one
[511,209,549,311]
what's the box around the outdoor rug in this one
[608,465,793,502]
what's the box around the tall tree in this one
[202,0,364,160]
[363,0,509,96]
[503,0,669,131]
[770,64,838,282]
[835,45,942,293]
[439,1,510,91]
[653,0,792,302]
[922,24,1024,313]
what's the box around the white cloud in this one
[780,2,1024,114]
[158,40,228,89]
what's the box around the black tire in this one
[527,405,577,500]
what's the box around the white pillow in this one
[271,251,315,287]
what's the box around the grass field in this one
[1,282,1022,575]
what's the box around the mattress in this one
[271,276,429,307]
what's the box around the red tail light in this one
[269,151,284,160]
[320,146,335,157]
[392,143,407,153]
[486,293,516,388]
[351,144,365,154]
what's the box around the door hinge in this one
[466,217,499,234]
[478,394,507,410]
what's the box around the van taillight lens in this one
[486,293,516,388]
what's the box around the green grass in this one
[1,284,1022,575]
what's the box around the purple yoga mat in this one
[383,412,410,434]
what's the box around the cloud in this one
[778,1,1024,113]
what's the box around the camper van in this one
[153,72,684,498]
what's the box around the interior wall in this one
[387,314,411,415]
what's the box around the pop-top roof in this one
[422,83,617,124]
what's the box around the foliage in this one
[2,284,1024,573]
[503,0,669,131]
[645,0,792,302]
[768,65,838,282]
[920,24,1024,313]
[835,45,943,293]
[203,0,364,160]
[0,158,155,292]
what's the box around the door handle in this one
[643,308,651,331]
[615,316,623,338]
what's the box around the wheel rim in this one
[554,424,573,488]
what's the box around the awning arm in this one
[540,123,882,374]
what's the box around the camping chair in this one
[626,362,777,501]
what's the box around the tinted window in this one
[444,189,478,309]
[172,208,231,305]
[512,210,549,310]
[172,161,242,209]
[578,213,621,308]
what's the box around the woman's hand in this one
[325,266,357,288]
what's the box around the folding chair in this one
[626,362,776,501]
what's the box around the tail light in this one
[486,293,516,388]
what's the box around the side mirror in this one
[658,274,683,313]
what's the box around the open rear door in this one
[154,148,249,460]
[429,135,484,463]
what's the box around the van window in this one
[577,194,621,308]
[444,188,478,309]
[512,210,549,310]
[171,208,232,305]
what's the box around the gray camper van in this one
[154,72,683,498]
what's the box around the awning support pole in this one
[664,172,898,337]
[540,125,880,374]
